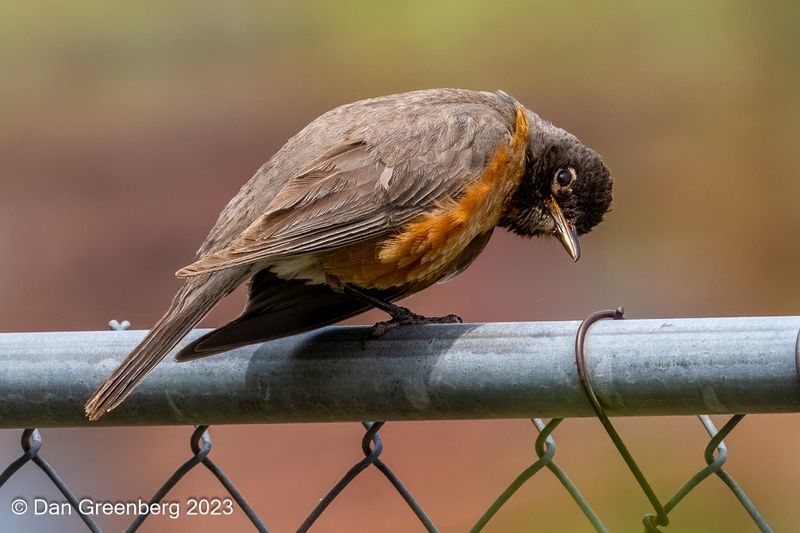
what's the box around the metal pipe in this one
[0,316,798,427]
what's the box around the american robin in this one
[85,88,613,421]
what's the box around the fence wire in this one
[0,311,779,532]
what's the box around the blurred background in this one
[1,1,799,531]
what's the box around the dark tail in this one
[175,269,406,361]
[84,269,245,421]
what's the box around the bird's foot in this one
[326,275,463,336]
[369,307,462,337]
[325,273,346,294]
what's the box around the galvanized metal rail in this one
[0,316,798,427]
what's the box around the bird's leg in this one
[325,274,462,337]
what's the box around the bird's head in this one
[499,111,613,261]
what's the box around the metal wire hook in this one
[574,307,670,530]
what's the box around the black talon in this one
[368,309,462,337]
[329,278,463,336]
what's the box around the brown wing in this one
[176,95,520,277]
[85,89,525,421]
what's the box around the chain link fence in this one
[1,309,797,531]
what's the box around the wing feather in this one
[177,92,520,277]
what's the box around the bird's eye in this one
[555,168,575,187]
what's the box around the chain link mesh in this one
[0,312,776,532]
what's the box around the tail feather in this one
[174,269,406,362]
[84,269,245,421]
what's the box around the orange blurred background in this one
[1,1,799,531]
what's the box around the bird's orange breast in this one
[319,107,530,290]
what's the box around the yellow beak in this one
[549,196,581,262]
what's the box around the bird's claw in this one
[325,273,346,294]
[369,309,462,337]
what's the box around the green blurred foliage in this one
[1,2,799,532]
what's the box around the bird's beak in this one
[549,196,581,262]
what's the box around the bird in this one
[85,88,613,421]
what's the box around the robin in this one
[85,88,613,421]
